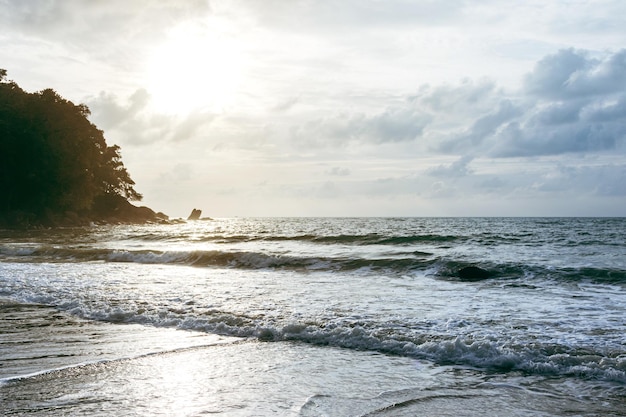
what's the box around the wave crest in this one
[4,244,626,283]
[63,302,626,383]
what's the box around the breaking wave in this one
[3,244,625,284]
[55,301,626,384]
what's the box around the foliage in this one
[0,69,142,222]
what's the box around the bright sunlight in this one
[145,23,243,114]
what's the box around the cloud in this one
[362,106,432,143]
[326,167,351,177]
[476,176,507,192]
[532,163,626,197]
[416,79,498,113]
[436,99,523,153]
[89,89,150,130]
[87,90,216,145]
[158,162,196,183]
[409,49,626,159]
[82,46,624,164]
[492,119,623,157]
[523,48,592,98]
[524,48,626,99]
[0,0,213,96]
[292,104,431,147]
[282,46,626,163]
[427,156,474,178]
[489,49,626,157]
[1,0,210,44]
[272,96,300,112]
[529,101,582,126]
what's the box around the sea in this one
[0,217,625,416]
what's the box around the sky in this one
[1,0,626,217]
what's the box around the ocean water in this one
[1,217,625,416]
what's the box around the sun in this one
[145,23,243,114]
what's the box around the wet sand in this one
[0,300,233,380]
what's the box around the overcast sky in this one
[2,0,626,217]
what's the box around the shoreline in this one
[0,299,235,382]
[2,300,624,416]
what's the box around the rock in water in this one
[457,266,491,281]
[187,208,202,220]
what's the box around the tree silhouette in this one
[0,69,145,225]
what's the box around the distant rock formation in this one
[187,208,202,220]
[457,266,492,281]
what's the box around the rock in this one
[457,266,492,281]
[187,208,202,220]
[155,212,169,221]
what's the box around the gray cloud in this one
[427,156,474,178]
[288,47,623,158]
[288,79,504,153]
[361,49,626,159]
[326,167,351,177]
[416,79,498,113]
[490,49,626,157]
[492,120,623,157]
[363,106,432,143]
[581,94,626,122]
[293,104,431,147]
[267,47,626,165]
[523,48,591,99]
[288,47,626,160]
[437,99,523,153]
[528,100,582,126]
[524,48,626,99]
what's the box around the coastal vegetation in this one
[0,69,165,227]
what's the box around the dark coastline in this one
[0,194,169,229]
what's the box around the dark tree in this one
[0,69,145,225]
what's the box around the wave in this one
[0,242,441,271]
[57,302,625,384]
[557,267,626,283]
[3,245,626,284]
[138,232,464,246]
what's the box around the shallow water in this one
[2,303,623,416]
[1,218,625,415]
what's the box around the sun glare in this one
[145,23,243,114]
